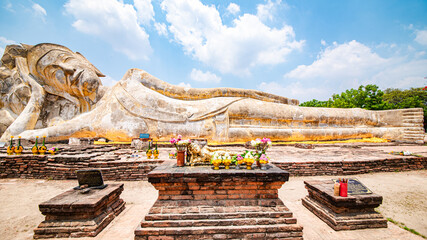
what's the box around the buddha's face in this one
[190,143,201,154]
[27,44,104,109]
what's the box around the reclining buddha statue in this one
[0,43,424,143]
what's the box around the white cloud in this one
[4,2,14,12]
[0,36,15,45]
[320,39,326,46]
[226,3,240,15]
[161,0,303,76]
[415,30,427,46]
[0,36,16,57]
[276,40,427,102]
[154,22,168,36]
[258,81,330,102]
[32,3,47,22]
[134,0,154,26]
[285,40,387,81]
[190,68,221,83]
[101,75,118,86]
[178,82,191,88]
[64,0,152,60]
[256,0,280,22]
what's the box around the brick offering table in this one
[302,180,387,231]
[135,162,303,240]
[34,184,125,238]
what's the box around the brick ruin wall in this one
[0,147,425,181]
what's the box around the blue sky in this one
[1,0,426,102]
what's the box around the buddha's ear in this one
[76,52,106,77]
[20,43,34,51]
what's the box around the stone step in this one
[402,116,423,120]
[135,224,303,239]
[402,134,425,138]
[141,217,297,228]
[402,109,423,114]
[145,211,293,221]
[136,232,303,240]
[403,119,423,123]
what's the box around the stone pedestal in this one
[302,180,387,231]
[34,184,125,238]
[135,163,303,240]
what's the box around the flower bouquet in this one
[170,135,191,166]
[244,151,255,170]
[223,153,232,169]
[170,135,191,151]
[48,147,58,155]
[211,152,222,170]
[259,153,269,170]
[232,154,244,169]
[251,138,272,166]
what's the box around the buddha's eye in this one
[55,69,66,84]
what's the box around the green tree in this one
[300,85,388,110]
[300,99,332,108]
[330,85,388,110]
[299,85,427,131]
[383,87,427,130]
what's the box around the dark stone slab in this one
[332,178,372,195]
[148,162,289,184]
[75,169,106,189]
[303,180,387,231]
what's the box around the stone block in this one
[302,180,387,231]
[34,184,125,238]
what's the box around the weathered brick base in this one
[135,163,303,240]
[34,184,125,238]
[302,180,387,231]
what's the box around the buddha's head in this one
[26,43,105,111]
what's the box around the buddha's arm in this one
[0,57,46,141]
[129,68,298,105]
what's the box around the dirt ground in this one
[0,170,426,240]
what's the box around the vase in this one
[256,160,261,168]
[7,146,15,155]
[153,151,159,159]
[213,162,221,170]
[146,150,152,159]
[38,136,47,155]
[39,148,46,155]
[14,146,23,155]
[260,164,267,170]
[235,164,240,170]
[177,150,185,167]
[246,162,253,170]
[224,162,230,169]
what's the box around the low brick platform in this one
[34,183,125,238]
[135,163,303,240]
[302,180,387,231]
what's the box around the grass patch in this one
[387,217,426,239]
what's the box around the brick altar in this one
[302,180,387,231]
[135,163,303,239]
[33,183,125,238]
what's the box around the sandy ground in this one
[0,171,426,240]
